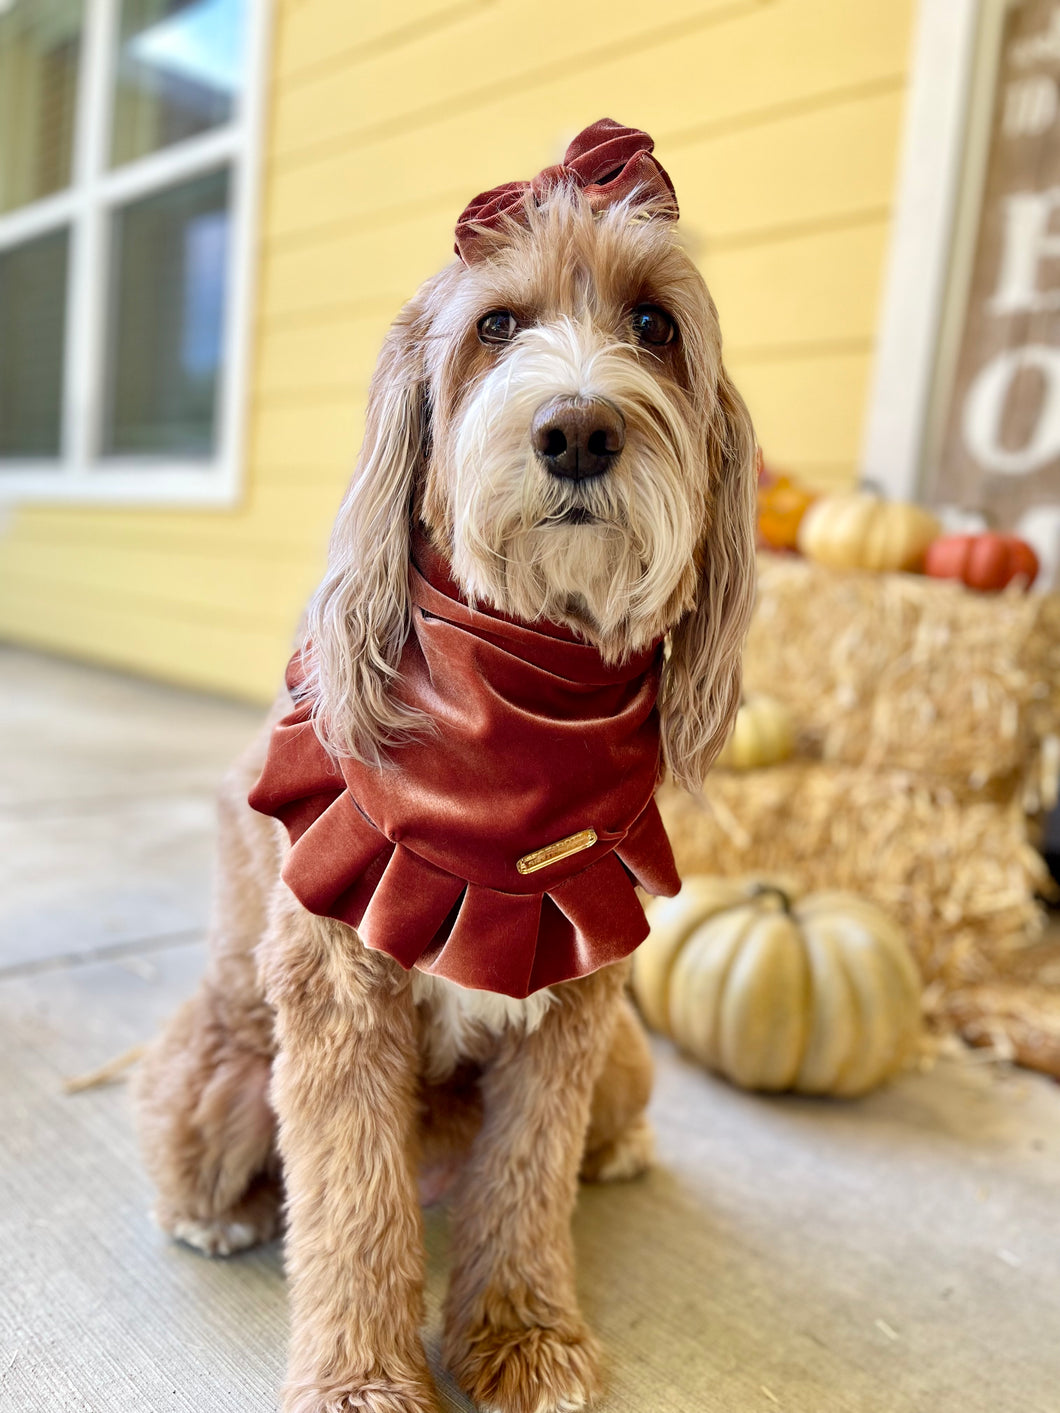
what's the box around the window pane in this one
[104,167,230,456]
[0,0,84,215]
[110,0,246,167]
[0,229,70,457]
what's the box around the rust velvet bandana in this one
[249,535,680,998]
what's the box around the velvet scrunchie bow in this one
[454,117,679,264]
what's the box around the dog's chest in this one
[410,971,554,1079]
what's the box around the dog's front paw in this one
[282,1371,440,1413]
[446,1316,602,1413]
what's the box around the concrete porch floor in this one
[1,644,1059,1413]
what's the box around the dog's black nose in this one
[531,398,625,480]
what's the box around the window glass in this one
[104,167,230,456]
[110,0,246,167]
[0,0,84,215]
[0,227,70,456]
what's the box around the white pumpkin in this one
[633,877,922,1096]
[797,490,941,573]
[716,694,795,771]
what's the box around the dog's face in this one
[306,184,757,791]
[419,193,729,657]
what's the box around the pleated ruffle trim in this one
[257,741,679,996]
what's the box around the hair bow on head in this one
[454,117,679,264]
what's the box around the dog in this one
[136,119,757,1413]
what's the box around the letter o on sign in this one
[962,344,1060,475]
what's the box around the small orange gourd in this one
[757,475,816,551]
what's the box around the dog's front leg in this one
[443,961,628,1413]
[261,897,438,1413]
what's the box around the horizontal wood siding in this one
[0,0,915,699]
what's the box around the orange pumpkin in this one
[757,475,816,551]
[924,533,1039,591]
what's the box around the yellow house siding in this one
[0,0,915,700]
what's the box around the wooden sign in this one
[934,0,1060,530]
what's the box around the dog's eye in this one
[630,305,676,347]
[477,310,519,344]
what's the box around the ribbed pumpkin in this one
[633,878,922,1096]
[757,475,817,551]
[924,532,1039,591]
[797,491,941,573]
[716,694,794,771]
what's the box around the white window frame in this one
[0,0,271,507]
[860,0,1009,501]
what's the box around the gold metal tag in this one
[516,828,598,876]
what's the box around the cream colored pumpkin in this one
[717,693,794,770]
[797,491,941,573]
[633,878,922,1096]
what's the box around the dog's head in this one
[305,120,757,792]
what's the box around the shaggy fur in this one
[136,182,756,1413]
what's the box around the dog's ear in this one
[659,364,757,792]
[301,287,434,766]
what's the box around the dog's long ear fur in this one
[300,288,434,767]
[659,365,757,793]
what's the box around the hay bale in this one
[658,763,1055,989]
[746,556,1060,803]
[933,980,1060,1080]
